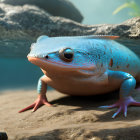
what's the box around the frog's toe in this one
[19,103,35,113]
[99,103,118,109]
[112,104,128,119]
[99,96,140,118]
[130,101,140,106]
[43,101,52,107]
[32,101,41,112]
[32,99,52,112]
[19,94,52,113]
[112,106,122,118]
[124,107,127,117]
[112,105,128,118]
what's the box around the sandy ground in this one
[0,89,140,140]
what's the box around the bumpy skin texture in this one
[19,35,140,118]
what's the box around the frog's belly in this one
[46,77,121,96]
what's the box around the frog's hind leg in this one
[99,70,140,118]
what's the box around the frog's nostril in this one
[45,55,49,59]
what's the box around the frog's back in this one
[89,39,140,77]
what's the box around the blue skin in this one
[37,76,46,94]
[108,71,136,98]
[19,35,140,118]
[100,70,137,118]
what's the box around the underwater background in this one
[0,0,139,90]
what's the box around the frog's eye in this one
[59,48,74,62]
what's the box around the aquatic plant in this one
[113,0,140,17]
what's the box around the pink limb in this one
[19,94,52,113]
[99,96,140,118]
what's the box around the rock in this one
[0,132,8,140]
[1,0,83,23]
[0,3,139,57]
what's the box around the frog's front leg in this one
[19,75,51,113]
[100,70,140,118]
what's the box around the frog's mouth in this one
[28,56,99,77]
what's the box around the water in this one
[0,57,42,90]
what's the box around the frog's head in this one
[28,35,98,77]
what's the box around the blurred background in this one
[70,0,132,24]
[0,0,139,90]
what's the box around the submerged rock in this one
[0,3,139,57]
[1,0,83,23]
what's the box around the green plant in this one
[113,0,140,17]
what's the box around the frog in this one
[19,35,140,118]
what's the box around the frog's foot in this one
[19,94,52,113]
[99,96,140,118]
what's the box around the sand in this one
[0,89,140,140]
